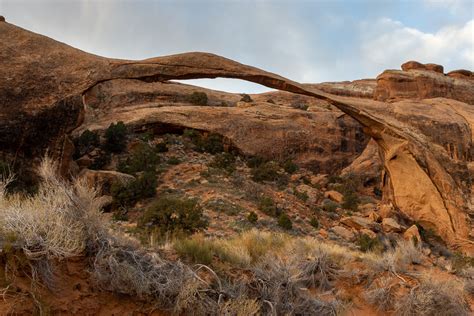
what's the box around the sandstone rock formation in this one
[0,21,473,252]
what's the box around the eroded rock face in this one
[374,62,474,104]
[78,79,368,173]
[0,21,473,252]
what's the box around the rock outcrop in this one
[0,21,473,252]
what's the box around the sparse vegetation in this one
[395,277,470,316]
[322,199,339,212]
[209,152,236,174]
[278,213,293,230]
[183,129,224,154]
[140,195,208,235]
[356,234,383,253]
[111,171,157,207]
[188,91,208,105]
[117,142,160,174]
[247,211,258,223]
[309,217,319,229]
[73,129,100,158]
[104,121,128,153]
[240,94,252,102]
[258,196,280,217]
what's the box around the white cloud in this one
[423,0,473,14]
[359,18,474,75]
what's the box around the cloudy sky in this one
[1,0,473,93]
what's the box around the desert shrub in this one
[183,129,224,154]
[278,213,292,230]
[240,94,252,102]
[205,198,242,216]
[258,196,280,217]
[0,158,107,287]
[188,91,208,105]
[93,246,192,306]
[104,121,128,153]
[292,102,309,111]
[73,129,100,158]
[167,156,181,165]
[251,161,288,185]
[155,142,169,153]
[294,189,309,202]
[366,240,422,274]
[174,236,214,264]
[322,199,339,213]
[218,298,260,315]
[266,99,275,104]
[247,211,258,223]
[140,195,207,235]
[111,171,157,207]
[209,152,236,174]
[282,159,299,174]
[341,189,360,211]
[364,277,396,312]
[395,278,470,316]
[118,143,160,174]
[246,156,266,168]
[309,217,319,229]
[295,246,341,290]
[451,252,474,272]
[356,234,383,253]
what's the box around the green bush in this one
[278,213,292,230]
[251,161,284,183]
[73,129,100,158]
[258,196,280,217]
[174,236,213,264]
[118,143,160,174]
[183,129,224,154]
[309,217,319,229]
[322,199,339,213]
[294,189,309,202]
[188,91,208,106]
[356,234,383,253]
[111,171,157,207]
[140,195,208,235]
[342,190,360,211]
[104,121,128,153]
[240,94,252,102]
[209,152,236,174]
[247,211,258,224]
[167,156,181,165]
[282,159,299,174]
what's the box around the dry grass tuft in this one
[395,276,470,316]
[364,277,396,312]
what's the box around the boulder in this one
[403,225,421,244]
[340,216,375,230]
[360,228,377,239]
[379,204,395,219]
[368,211,381,223]
[79,169,135,194]
[401,60,426,71]
[382,217,402,233]
[324,190,343,203]
[331,226,355,241]
[425,63,444,74]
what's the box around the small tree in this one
[278,213,293,230]
[247,211,258,224]
[104,121,127,153]
[141,195,208,235]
